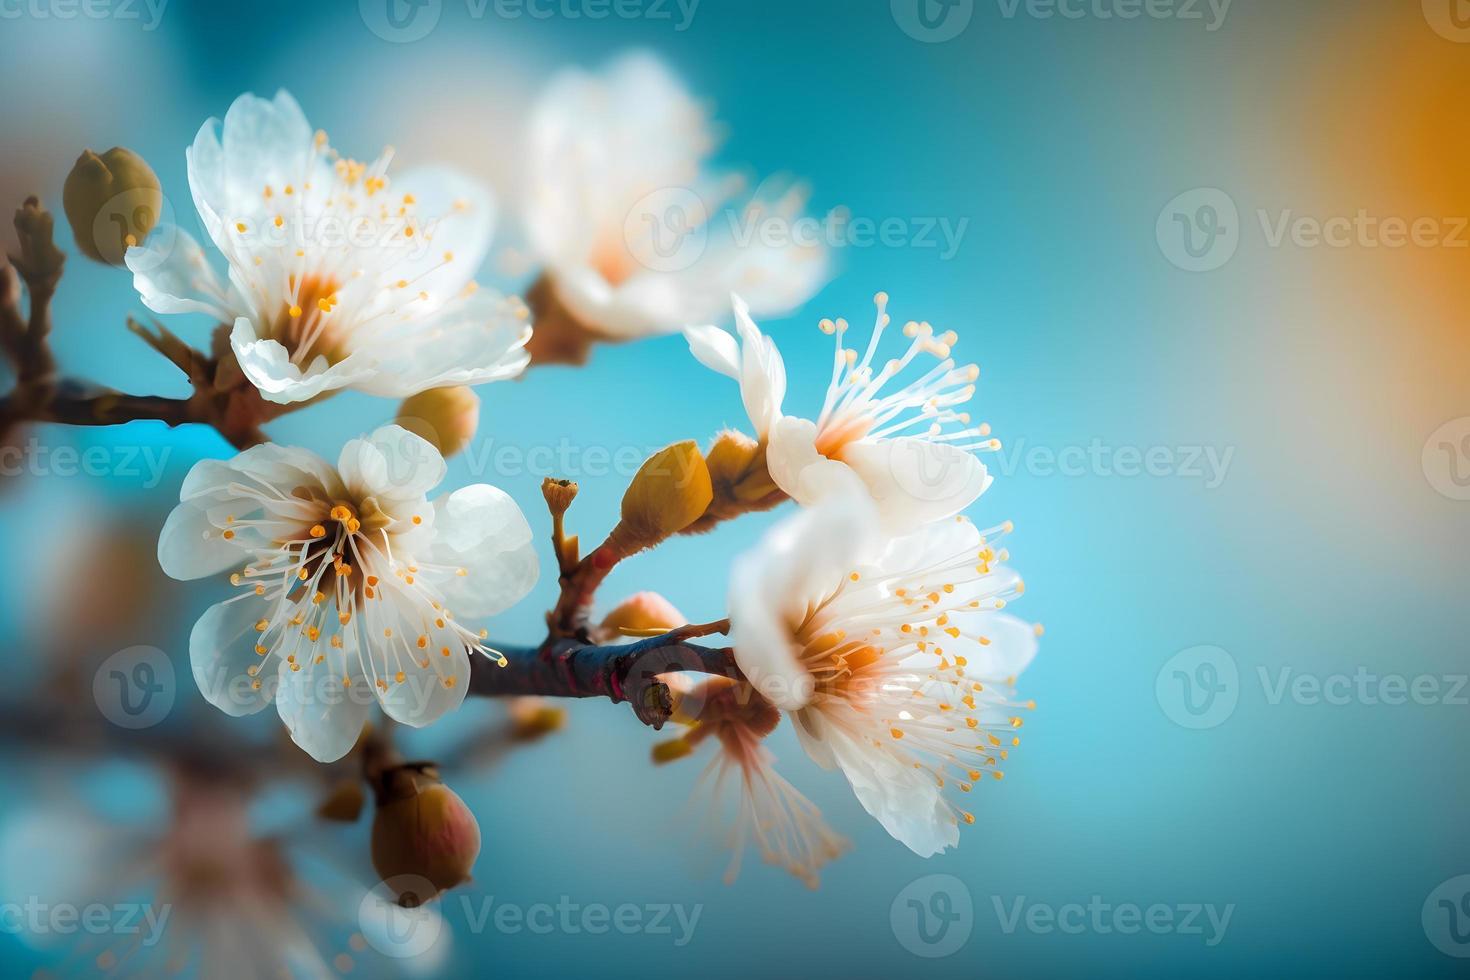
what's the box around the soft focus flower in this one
[726,489,1039,857]
[686,292,997,531]
[127,89,531,405]
[0,776,423,978]
[655,674,848,888]
[158,425,538,762]
[522,53,830,341]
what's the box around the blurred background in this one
[2,0,1469,976]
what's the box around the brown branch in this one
[469,636,739,730]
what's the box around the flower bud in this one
[596,591,686,641]
[62,147,162,265]
[704,429,761,489]
[371,769,481,906]
[509,697,567,742]
[317,779,366,823]
[395,386,480,460]
[619,441,712,544]
[540,477,578,517]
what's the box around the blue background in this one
[1,0,1467,977]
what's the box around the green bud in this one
[62,147,162,265]
[619,441,712,544]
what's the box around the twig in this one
[468,636,738,730]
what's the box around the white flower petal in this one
[376,646,471,729]
[276,657,372,764]
[384,166,496,306]
[157,502,238,581]
[732,295,786,437]
[195,90,314,223]
[351,290,530,398]
[728,489,878,710]
[189,598,275,717]
[823,726,958,858]
[124,225,234,320]
[340,425,446,503]
[836,438,994,532]
[764,415,853,504]
[427,484,539,619]
[949,609,1039,681]
[683,324,741,379]
[229,318,375,405]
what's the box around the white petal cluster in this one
[159,425,538,762]
[687,292,997,531]
[522,54,830,339]
[128,90,530,405]
[726,482,1038,857]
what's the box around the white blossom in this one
[687,292,996,531]
[726,489,1038,857]
[158,425,538,762]
[522,53,830,339]
[128,89,530,405]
